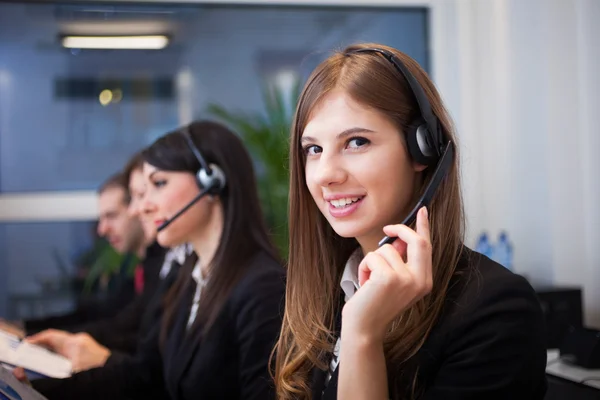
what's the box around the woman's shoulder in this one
[431,245,547,364]
[408,246,548,398]
[445,246,539,316]
[228,250,286,308]
[420,245,547,359]
[238,250,286,285]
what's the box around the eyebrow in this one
[301,127,375,144]
[103,211,118,218]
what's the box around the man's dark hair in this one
[97,172,130,204]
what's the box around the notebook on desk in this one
[0,330,71,380]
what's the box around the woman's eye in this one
[347,137,370,149]
[152,180,167,188]
[303,145,322,156]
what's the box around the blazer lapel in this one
[166,283,203,393]
[309,361,340,400]
[310,295,345,400]
[310,366,327,399]
[141,262,182,332]
[322,366,339,400]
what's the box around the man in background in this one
[0,172,146,337]
[14,152,187,372]
[96,173,146,264]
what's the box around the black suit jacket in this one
[79,242,167,354]
[33,250,285,400]
[24,243,166,348]
[311,247,547,400]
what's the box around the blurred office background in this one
[0,0,598,354]
[0,1,429,319]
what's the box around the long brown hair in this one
[274,43,465,399]
[142,120,280,344]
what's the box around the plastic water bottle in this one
[493,231,513,270]
[475,232,494,259]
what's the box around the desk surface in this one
[547,349,600,390]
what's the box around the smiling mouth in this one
[328,196,364,209]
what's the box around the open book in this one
[0,330,72,379]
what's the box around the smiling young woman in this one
[274,43,547,400]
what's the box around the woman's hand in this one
[26,329,111,373]
[342,207,433,343]
[12,367,31,385]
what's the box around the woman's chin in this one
[329,222,371,240]
[157,231,182,249]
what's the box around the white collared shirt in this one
[187,259,207,329]
[340,248,363,301]
[327,248,363,384]
[159,243,193,279]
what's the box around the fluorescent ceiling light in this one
[61,35,169,50]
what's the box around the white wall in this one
[432,0,600,327]
[576,0,600,329]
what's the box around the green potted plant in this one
[207,79,300,259]
[76,238,139,299]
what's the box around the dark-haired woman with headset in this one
[31,120,286,400]
[273,43,547,400]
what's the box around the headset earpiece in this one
[197,163,226,193]
[181,127,227,194]
[405,118,440,166]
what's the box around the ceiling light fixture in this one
[61,35,169,50]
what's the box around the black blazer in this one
[311,247,547,400]
[32,250,285,400]
[24,242,166,344]
[80,242,167,354]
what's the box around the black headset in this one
[156,126,227,232]
[346,48,455,246]
[180,127,226,193]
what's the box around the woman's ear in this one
[412,161,428,172]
